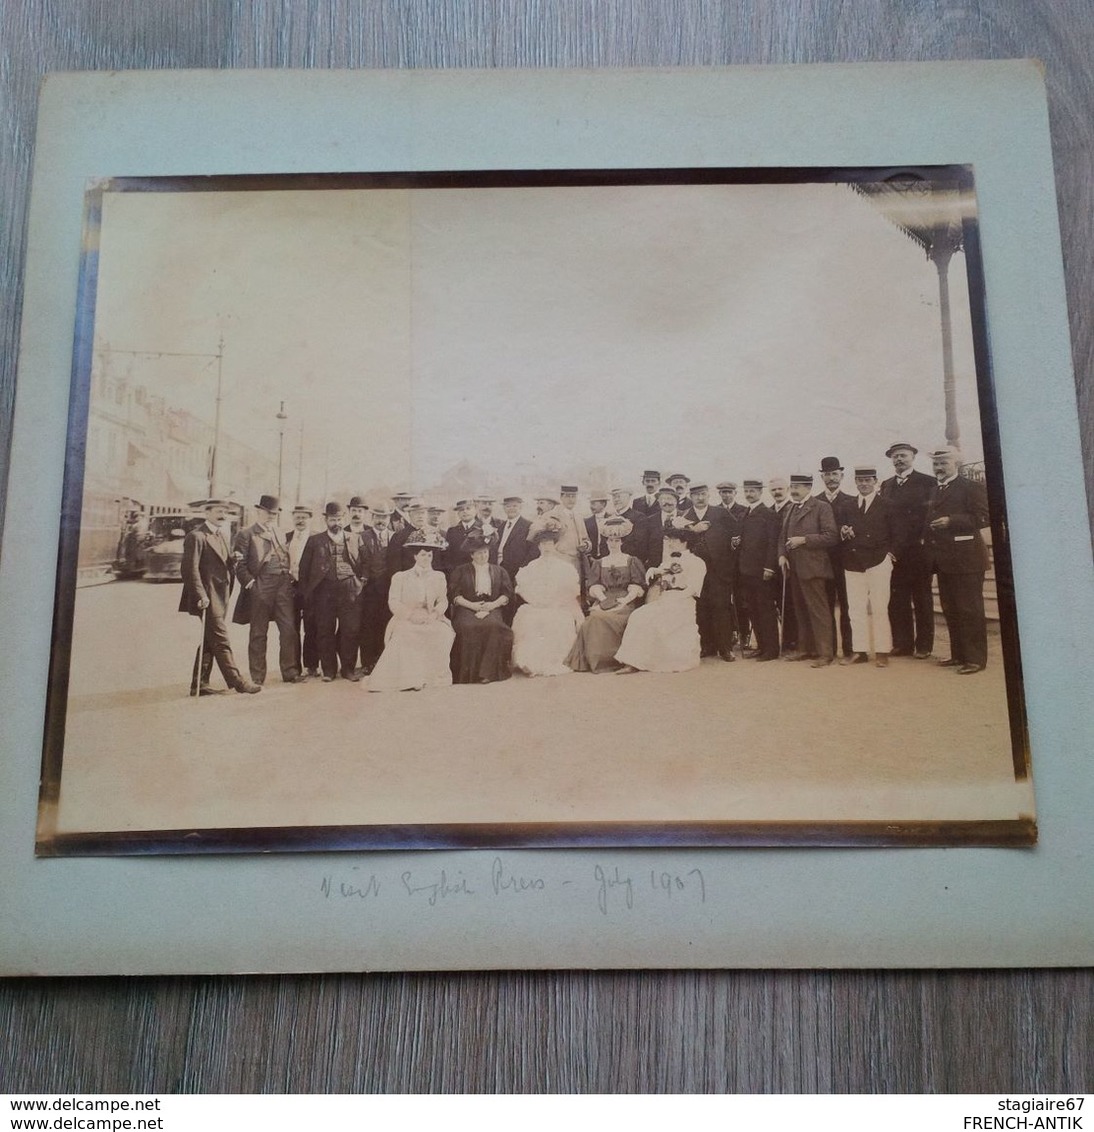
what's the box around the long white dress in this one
[614,550,707,673]
[367,566,455,691]
[511,555,583,676]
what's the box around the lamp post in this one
[276,400,288,501]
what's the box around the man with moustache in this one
[816,456,856,659]
[924,446,991,674]
[474,496,503,563]
[715,480,748,649]
[359,505,396,674]
[231,494,301,686]
[390,500,434,571]
[767,476,798,655]
[179,498,260,695]
[345,495,371,537]
[735,480,781,662]
[666,473,691,512]
[779,473,838,667]
[496,495,534,625]
[298,501,380,682]
[286,504,319,680]
[631,470,662,519]
[879,442,936,658]
[611,486,642,524]
[681,482,737,661]
[837,466,895,668]
[631,486,685,569]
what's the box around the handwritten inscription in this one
[319,855,707,917]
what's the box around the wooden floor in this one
[2,0,1093,1096]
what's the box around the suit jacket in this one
[297,530,378,599]
[736,503,779,578]
[497,515,534,575]
[585,515,608,559]
[231,521,292,625]
[836,494,894,572]
[923,475,991,574]
[630,510,676,569]
[878,469,936,549]
[682,506,736,582]
[630,494,661,519]
[781,497,838,580]
[178,522,235,618]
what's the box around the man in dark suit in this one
[736,479,780,661]
[286,504,319,679]
[631,486,681,569]
[358,505,396,673]
[444,499,481,570]
[836,466,896,667]
[611,486,642,525]
[178,499,259,695]
[298,501,381,681]
[767,476,798,655]
[715,480,748,648]
[630,470,662,519]
[231,493,301,686]
[779,474,838,667]
[585,492,610,559]
[816,456,855,658]
[683,482,737,661]
[879,442,936,658]
[496,495,534,624]
[924,447,991,674]
[666,473,691,512]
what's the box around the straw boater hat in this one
[790,473,814,486]
[715,481,738,493]
[292,504,313,517]
[854,465,878,478]
[404,530,448,551]
[742,479,763,490]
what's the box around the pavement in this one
[51,578,1033,835]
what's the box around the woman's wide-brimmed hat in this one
[460,530,495,556]
[404,531,448,552]
[602,516,633,539]
[528,515,564,544]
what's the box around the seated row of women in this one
[366,518,708,692]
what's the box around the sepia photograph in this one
[36,166,1034,854]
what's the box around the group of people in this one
[178,441,993,695]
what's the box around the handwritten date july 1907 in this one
[319,857,706,916]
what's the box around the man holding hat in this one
[779,473,839,666]
[837,467,896,667]
[924,446,991,674]
[286,504,319,679]
[298,501,381,681]
[232,494,301,686]
[879,442,936,658]
[178,499,259,695]
[682,482,737,661]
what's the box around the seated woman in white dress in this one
[367,530,455,692]
[511,521,584,676]
[615,527,707,674]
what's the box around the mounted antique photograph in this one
[36,166,1033,854]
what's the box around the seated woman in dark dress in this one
[448,530,514,684]
[565,516,646,673]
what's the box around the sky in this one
[89,179,985,504]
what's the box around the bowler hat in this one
[819,457,843,473]
[255,494,280,512]
[323,501,344,518]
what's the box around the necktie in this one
[859,497,866,513]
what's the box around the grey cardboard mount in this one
[2,63,1091,973]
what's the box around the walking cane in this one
[191,603,207,697]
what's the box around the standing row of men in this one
[178,441,992,693]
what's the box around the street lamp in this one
[276,400,288,501]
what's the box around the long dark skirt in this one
[450,607,514,683]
